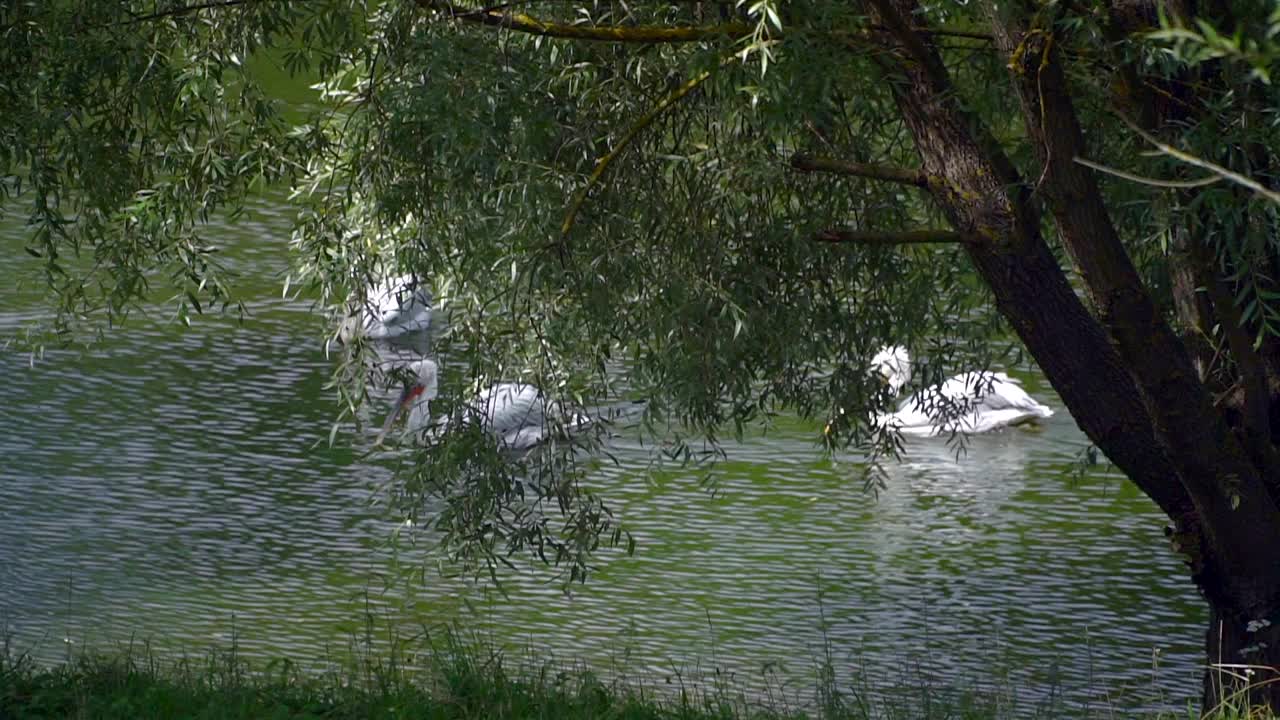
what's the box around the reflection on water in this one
[0,199,1203,713]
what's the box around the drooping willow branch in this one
[115,0,252,25]
[790,153,929,187]
[1073,156,1222,189]
[1118,113,1280,206]
[415,0,751,42]
[561,57,732,237]
[815,229,968,244]
[414,1,990,46]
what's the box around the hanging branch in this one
[414,1,990,46]
[1073,156,1223,189]
[415,0,751,42]
[1118,113,1280,206]
[561,57,731,237]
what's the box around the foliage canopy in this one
[3,0,1010,575]
[10,2,1280,704]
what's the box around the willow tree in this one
[6,0,1280,708]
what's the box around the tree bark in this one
[1165,222,1216,383]
[856,0,1196,532]
[857,0,1280,709]
[988,4,1280,617]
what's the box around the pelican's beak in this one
[374,384,421,446]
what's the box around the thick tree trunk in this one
[858,0,1199,544]
[987,9,1280,607]
[856,0,1280,711]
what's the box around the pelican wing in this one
[974,374,1051,417]
[886,371,1052,436]
[358,275,432,340]
[471,383,545,437]
[372,276,430,324]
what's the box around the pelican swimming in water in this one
[343,274,433,341]
[870,345,1053,436]
[376,358,591,451]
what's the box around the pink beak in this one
[375,384,424,445]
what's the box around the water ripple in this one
[0,205,1203,714]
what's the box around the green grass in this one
[0,627,1273,720]
[0,628,1041,720]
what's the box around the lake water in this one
[0,196,1205,714]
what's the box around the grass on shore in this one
[0,624,1056,720]
[0,627,1274,720]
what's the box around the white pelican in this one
[870,345,1053,436]
[376,358,591,451]
[344,274,432,341]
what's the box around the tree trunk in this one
[858,0,1202,562]
[987,7,1280,598]
[856,0,1280,711]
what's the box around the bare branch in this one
[1118,114,1280,206]
[897,25,993,40]
[415,0,750,42]
[1074,156,1223,189]
[790,154,929,187]
[815,229,968,244]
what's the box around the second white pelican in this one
[870,345,1054,436]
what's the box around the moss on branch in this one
[815,229,968,244]
[415,0,751,42]
[790,154,929,187]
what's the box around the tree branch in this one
[415,0,750,42]
[815,229,966,244]
[1206,258,1274,449]
[562,57,728,236]
[790,154,928,187]
[992,2,1280,611]
[863,0,1200,541]
[95,0,250,28]
[1073,156,1222,189]
[1118,114,1280,207]
[415,1,990,45]
[894,25,993,41]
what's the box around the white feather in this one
[344,274,433,341]
[872,347,1054,437]
[386,359,589,451]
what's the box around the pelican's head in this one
[405,359,440,399]
[870,345,911,395]
[377,276,430,323]
[376,358,440,444]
